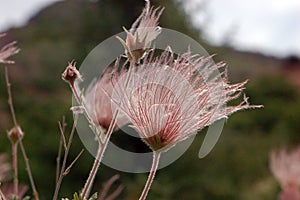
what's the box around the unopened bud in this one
[116,34,147,63]
[7,125,24,144]
[62,61,82,86]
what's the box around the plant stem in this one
[19,141,39,200]
[98,174,121,200]
[56,117,66,184]
[56,135,63,184]
[5,66,40,200]
[70,83,97,131]
[139,151,161,200]
[70,80,106,199]
[4,67,17,126]
[0,187,7,200]
[12,143,18,196]
[52,114,78,200]
[81,110,119,199]
[81,61,135,199]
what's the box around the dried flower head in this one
[0,184,28,200]
[62,61,83,86]
[0,154,11,182]
[0,34,19,64]
[117,0,164,62]
[111,49,261,151]
[270,146,300,190]
[7,125,24,144]
[85,67,128,131]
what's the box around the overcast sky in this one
[0,0,61,31]
[185,0,300,57]
[0,0,299,58]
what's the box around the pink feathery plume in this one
[84,65,128,131]
[118,0,164,62]
[0,34,19,64]
[270,146,300,199]
[110,49,262,151]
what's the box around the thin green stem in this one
[139,151,161,200]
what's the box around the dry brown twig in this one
[52,114,80,200]
[56,117,66,184]
[63,149,84,176]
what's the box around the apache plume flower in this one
[0,34,19,64]
[111,49,261,152]
[85,67,128,131]
[117,0,164,62]
[0,154,11,182]
[270,146,300,199]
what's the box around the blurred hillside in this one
[0,0,299,199]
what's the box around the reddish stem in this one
[12,143,18,196]
[139,151,161,200]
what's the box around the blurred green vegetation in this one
[0,0,299,199]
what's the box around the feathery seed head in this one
[85,67,128,131]
[110,49,261,152]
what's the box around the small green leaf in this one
[73,192,82,200]
[22,196,31,200]
[88,192,98,200]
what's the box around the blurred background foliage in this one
[0,0,299,199]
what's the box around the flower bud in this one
[7,126,24,144]
[117,0,164,63]
[62,61,82,86]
